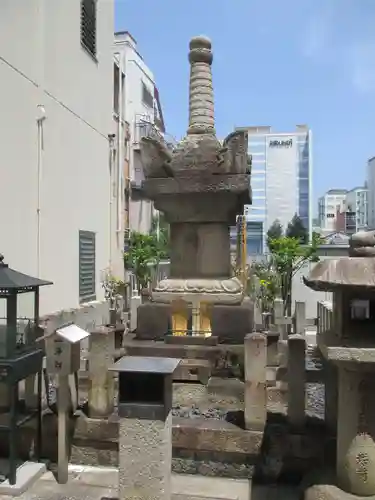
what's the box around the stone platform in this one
[136,298,254,344]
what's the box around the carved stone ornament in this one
[139,36,250,179]
[153,277,243,305]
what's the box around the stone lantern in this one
[303,231,375,499]
[0,253,52,486]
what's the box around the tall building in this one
[367,157,375,229]
[343,187,368,232]
[0,0,124,315]
[238,125,312,254]
[114,32,173,235]
[318,189,348,233]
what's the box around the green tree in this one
[267,219,283,250]
[124,232,161,292]
[286,214,308,244]
[249,261,280,313]
[150,212,170,260]
[268,234,321,316]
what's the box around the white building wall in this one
[318,191,347,232]
[266,136,298,233]
[0,0,123,316]
[345,188,367,231]
[366,159,375,230]
[244,126,312,253]
[114,32,157,234]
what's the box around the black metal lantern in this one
[0,254,52,485]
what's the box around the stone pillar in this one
[131,295,141,332]
[266,328,280,367]
[324,361,338,433]
[274,298,289,341]
[88,326,115,418]
[336,369,375,496]
[287,334,306,428]
[111,356,180,500]
[119,414,172,500]
[244,333,267,431]
[294,301,306,334]
[25,323,40,409]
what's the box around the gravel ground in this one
[172,347,325,421]
[305,347,325,420]
[172,458,254,479]
[172,405,226,420]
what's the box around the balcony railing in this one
[134,120,176,151]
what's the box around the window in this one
[142,82,154,108]
[81,0,97,58]
[79,230,96,303]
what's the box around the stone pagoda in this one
[303,230,375,500]
[136,36,253,342]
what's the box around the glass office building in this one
[239,125,312,255]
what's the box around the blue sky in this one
[115,0,375,213]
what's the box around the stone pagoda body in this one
[304,230,375,499]
[136,36,253,342]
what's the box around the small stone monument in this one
[136,36,253,342]
[303,230,375,499]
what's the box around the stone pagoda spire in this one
[187,36,215,135]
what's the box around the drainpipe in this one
[117,56,124,235]
[36,105,46,278]
[108,134,116,273]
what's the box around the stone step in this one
[165,335,219,346]
[123,336,221,362]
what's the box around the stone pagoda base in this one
[135,297,254,343]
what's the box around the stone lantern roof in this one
[0,254,52,296]
[304,231,375,292]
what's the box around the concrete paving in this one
[0,464,250,500]
[0,464,299,500]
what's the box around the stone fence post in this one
[287,334,306,428]
[318,301,337,433]
[244,333,267,431]
[88,325,115,418]
[130,295,142,332]
[294,301,306,334]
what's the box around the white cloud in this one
[350,42,375,93]
[300,1,375,94]
[302,12,332,60]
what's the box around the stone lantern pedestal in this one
[303,231,375,499]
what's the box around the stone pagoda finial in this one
[187,36,215,136]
